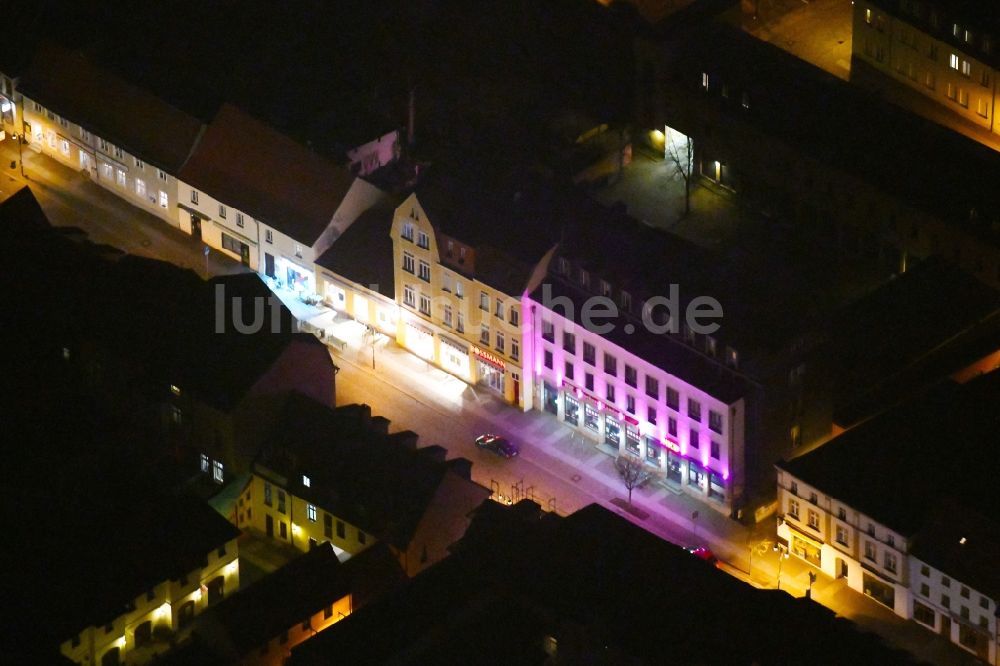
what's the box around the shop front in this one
[472,345,506,395]
[404,319,434,360]
[666,450,683,483]
[440,336,470,379]
[277,256,313,292]
[862,571,896,609]
[791,530,822,567]
[564,394,580,426]
[605,415,621,449]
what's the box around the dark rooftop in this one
[290,502,919,665]
[178,103,359,246]
[660,18,1000,245]
[255,393,475,550]
[778,370,1000,536]
[17,42,203,172]
[314,200,399,299]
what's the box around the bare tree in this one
[615,455,652,506]
[665,130,694,217]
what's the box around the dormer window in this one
[302,475,311,488]
[417,231,430,249]
[401,222,414,241]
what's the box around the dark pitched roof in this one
[178,103,357,245]
[778,371,1000,536]
[910,501,1000,603]
[830,258,1000,427]
[414,165,560,295]
[315,201,398,299]
[290,502,920,665]
[255,393,467,549]
[17,42,203,172]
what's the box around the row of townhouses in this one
[776,372,1000,664]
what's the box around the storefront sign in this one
[661,439,681,454]
[471,345,505,371]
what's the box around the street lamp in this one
[773,543,790,590]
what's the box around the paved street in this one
[0,135,248,279]
[3,136,978,665]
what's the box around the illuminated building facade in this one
[241,395,491,576]
[390,185,557,409]
[58,500,241,666]
[525,280,747,513]
[853,0,1000,134]
[776,372,1000,663]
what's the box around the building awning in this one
[178,202,211,220]
[440,336,468,355]
[789,526,824,550]
[405,318,434,337]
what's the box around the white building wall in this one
[345,128,400,176]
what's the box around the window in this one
[116,168,126,187]
[510,307,519,326]
[563,331,576,354]
[928,43,938,59]
[221,233,244,255]
[133,157,143,169]
[456,312,464,333]
[336,520,345,539]
[419,294,431,316]
[606,384,616,402]
[884,552,897,574]
[626,394,635,414]
[113,145,125,159]
[647,406,657,425]
[402,252,415,273]
[565,361,575,381]
[542,319,554,342]
[807,509,820,530]
[278,490,286,514]
[212,460,224,484]
[941,594,950,609]
[604,353,617,376]
[191,189,199,204]
[442,304,453,327]
[624,365,637,388]
[441,273,452,293]
[135,178,146,197]
[788,499,799,519]
[960,586,970,599]
[865,8,871,24]
[710,440,720,459]
[864,541,876,561]
[645,376,659,399]
[544,350,553,369]
[701,72,709,90]
[479,291,489,311]
[689,427,699,448]
[919,582,929,596]
[495,331,504,353]
[236,213,244,228]
[587,373,595,392]
[403,284,415,307]
[59,139,69,155]
[307,504,317,522]
[942,576,951,587]
[494,299,504,320]
[790,482,798,495]
[707,410,725,435]
[200,454,209,472]
[302,474,311,488]
[836,525,848,546]
[961,60,971,77]
[218,204,226,218]
[666,387,679,410]
[265,229,273,243]
[980,596,990,610]
[323,513,332,538]
[157,168,167,181]
[950,53,959,69]
[480,325,490,345]
[920,564,929,577]
[914,601,935,627]
[401,221,414,241]
[688,398,701,421]
[887,534,894,547]
[958,87,969,107]
[264,482,273,507]
[838,507,847,520]
[417,231,429,248]
[511,339,519,360]
[294,243,303,258]
[582,342,595,365]
[809,492,818,505]
[418,260,430,282]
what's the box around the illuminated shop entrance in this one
[605,416,621,448]
[472,346,505,395]
[543,382,558,414]
[564,395,580,426]
[441,337,470,379]
[792,534,822,567]
[666,451,683,483]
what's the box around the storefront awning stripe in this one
[440,336,468,354]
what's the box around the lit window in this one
[701,72,709,90]
[417,231,429,249]
[950,53,959,69]
[302,474,311,488]
[134,157,144,169]
[307,504,317,522]
[401,221,414,241]
[135,178,146,197]
[295,243,303,258]
[59,139,69,155]
[159,190,168,208]
[961,60,971,76]
[115,168,126,187]
[157,169,167,181]
[212,460,224,484]
[865,8,872,24]
[200,454,209,472]
[170,384,181,396]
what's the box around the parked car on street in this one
[686,546,719,566]
[475,434,519,458]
